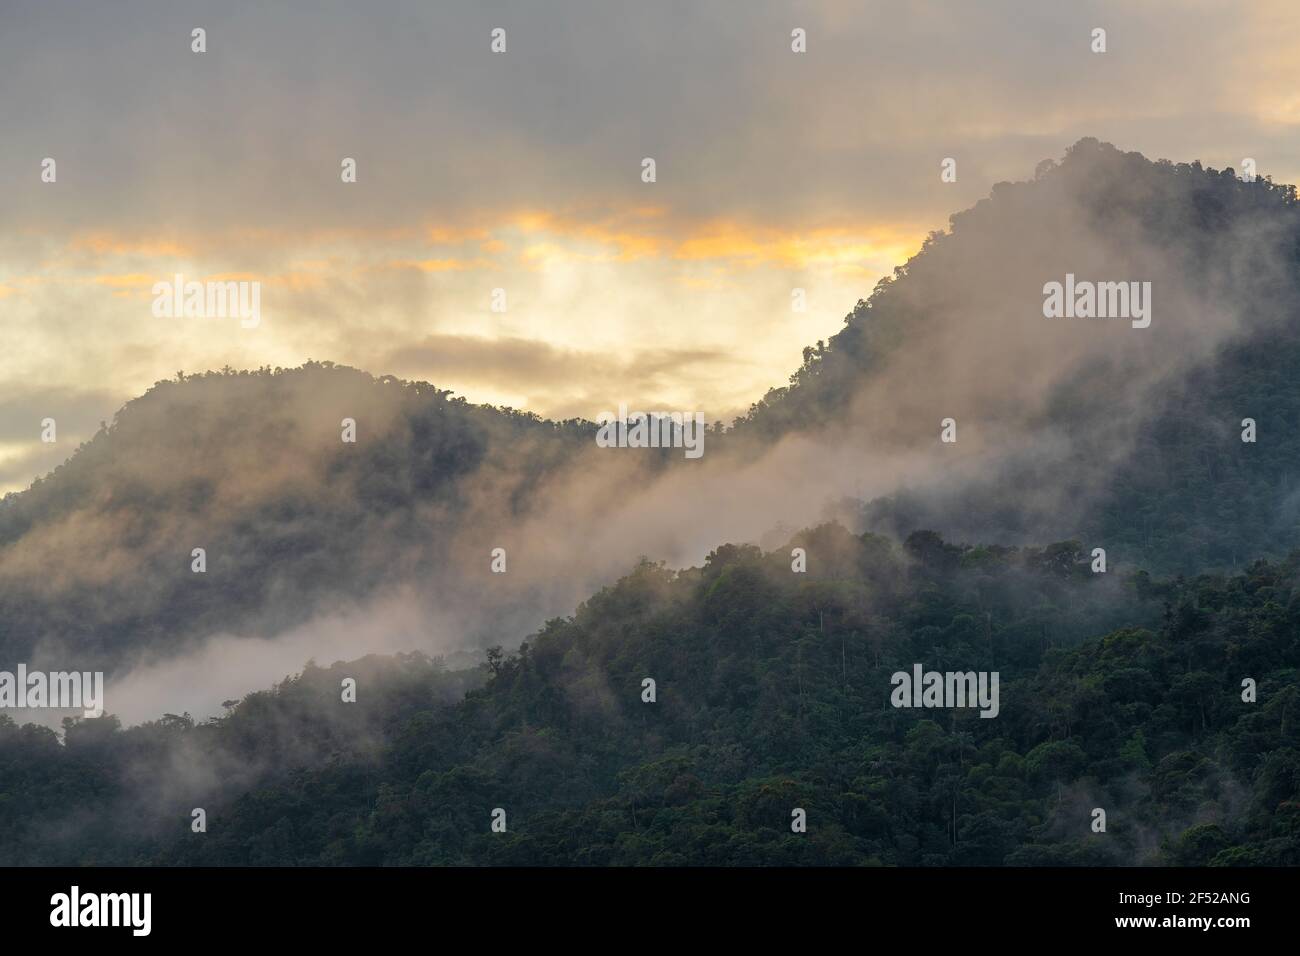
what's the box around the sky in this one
[4,0,1300,494]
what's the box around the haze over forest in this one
[2,2,1299,869]
[3,139,1300,726]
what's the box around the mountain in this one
[735,138,1300,572]
[3,139,1300,866]
[0,363,596,672]
[1,524,1296,865]
[4,137,1300,688]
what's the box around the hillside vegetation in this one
[3,525,1295,866]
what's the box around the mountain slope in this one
[2,524,1296,866]
[0,363,594,671]
[738,139,1300,572]
[6,139,1300,683]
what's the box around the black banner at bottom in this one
[0,866,1285,943]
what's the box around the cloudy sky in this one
[3,0,1300,492]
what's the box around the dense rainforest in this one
[6,140,1300,677]
[4,140,1300,866]
[1,524,1295,866]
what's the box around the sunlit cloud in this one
[5,0,1300,494]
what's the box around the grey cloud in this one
[380,333,733,402]
[0,384,122,443]
[0,0,1281,238]
[0,385,126,491]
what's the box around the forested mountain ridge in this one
[2,525,1295,866]
[4,138,1300,683]
[0,363,598,670]
[736,138,1300,573]
[734,138,1300,440]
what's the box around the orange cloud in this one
[71,234,192,258]
[92,273,155,288]
[504,207,668,261]
[672,222,921,270]
[386,257,496,273]
[46,206,924,281]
